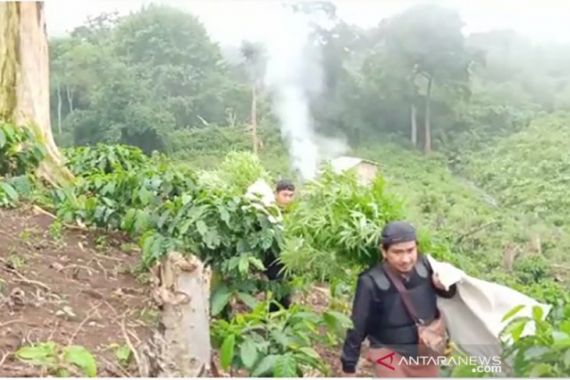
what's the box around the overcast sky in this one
[44,0,570,45]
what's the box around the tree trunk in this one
[66,85,73,113]
[424,76,433,154]
[0,2,73,186]
[251,81,259,154]
[410,103,417,147]
[140,252,212,377]
[57,81,62,134]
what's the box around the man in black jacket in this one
[340,221,457,377]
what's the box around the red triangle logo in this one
[376,351,396,371]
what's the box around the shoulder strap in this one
[383,263,424,325]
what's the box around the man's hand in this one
[432,273,446,290]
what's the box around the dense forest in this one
[1,1,570,377]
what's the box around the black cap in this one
[380,221,417,246]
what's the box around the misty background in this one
[44,0,570,279]
[45,0,570,44]
[45,0,570,179]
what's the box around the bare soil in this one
[0,206,372,377]
[0,206,157,377]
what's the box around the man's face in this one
[382,240,418,274]
[276,189,295,207]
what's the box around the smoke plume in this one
[262,5,325,181]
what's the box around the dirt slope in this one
[0,206,156,377]
[0,206,377,377]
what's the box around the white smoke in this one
[315,134,349,161]
[261,5,328,181]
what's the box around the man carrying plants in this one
[264,179,296,312]
[340,221,457,377]
[274,179,295,209]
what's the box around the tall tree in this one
[383,4,471,153]
[112,5,245,128]
[0,2,72,185]
[240,41,266,154]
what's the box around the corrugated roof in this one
[329,156,378,173]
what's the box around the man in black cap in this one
[340,221,457,377]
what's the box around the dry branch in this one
[121,316,143,377]
[0,258,52,292]
[68,302,101,344]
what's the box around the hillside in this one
[354,142,569,299]
[0,207,155,376]
[185,131,570,295]
[461,115,570,281]
[3,2,570,376]
[0,125,569,376]
[0,205,374,377]
[463,115,570,222]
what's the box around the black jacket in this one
[340,255,457,373]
